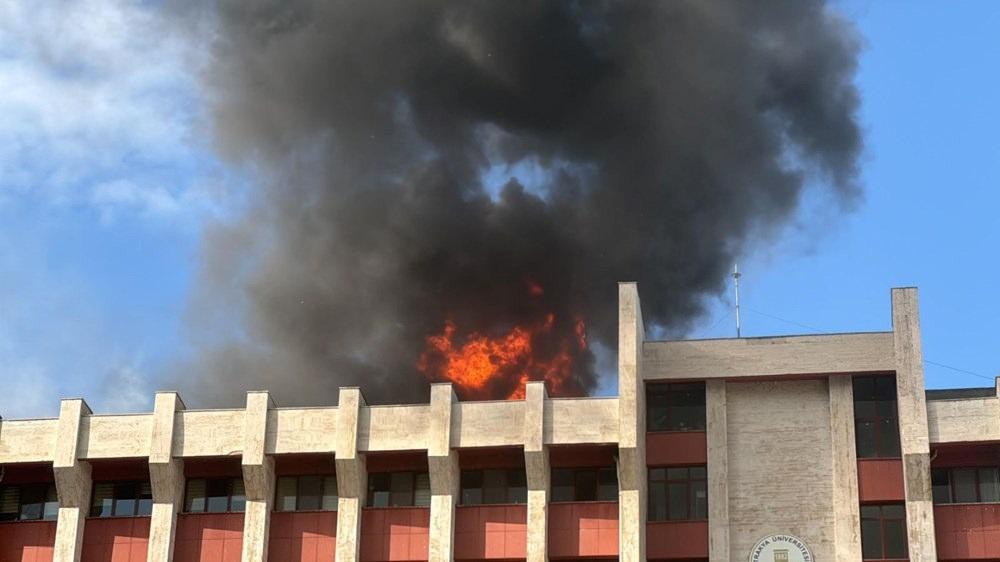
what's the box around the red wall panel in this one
[935,504,1000,560]
[454,505,527,560]
[360,507,430,562]
[646,521,709,560]
[174,512,244,562]
[646,432,707,466]
[857,459,905,503]
[548,502,618,559]
[81,517,150,562]
[0,520,56,562]
[267,511,337,562]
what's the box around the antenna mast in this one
[733,263,742,338]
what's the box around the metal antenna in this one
[733,263,742,338]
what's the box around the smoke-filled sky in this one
[2,1,999,416]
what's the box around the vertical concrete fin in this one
[892,287,937,562]
[829,376,862,561]
[53,398,92,562]
[428,384,459,562]
[336,387,368,562]
[706,380,729,562]
[148,392,185,562]
[617,282,646,562]
[524,381,550,562]
[242,391,276,562]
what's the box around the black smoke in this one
[176,0,862,405]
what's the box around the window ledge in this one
[86,515,152,520]
[274,509,338,514]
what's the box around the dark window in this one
[90,481,153,517]
[0,484,58,522]
[184,478,245,513]
[931,467,1000,504]
[367,472,430,507]
[551,468,618,502]
[647,383,706,432]
[648,466,707,521]
[853,376,901,458]
[860,504,908,560]
[275,475,338,512]
[460,469,527,505]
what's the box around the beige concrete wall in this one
[726,380,835,562]
[79,414,152,459]
[452,400,525,447]
[174,410,245,457]
[358,404,431,451]
[265,407,337,454]
[928,396,1000,443]
[544,397,619,444]
[0,418,57,463]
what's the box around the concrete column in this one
[705,380,729,562]
[52,398,93,562]
[336,388,368,562]
[892,287,937,562]
[148,392,186,562]
[523,381,550,562]
[829,376,862,561]
[242,391,276,562]
[617,283,646,562]
[428,384,459,562]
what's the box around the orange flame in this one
[417,308,586,400]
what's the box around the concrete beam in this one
[52,398,92,562]
[892,288,937,562]
[242,391,276,562]
[524,382,549,562]
[428,384,459,562]
[829,376,862,561]
[706,380,729,562]
[617,283,646,562]
[336,388,368,562]
[147,392,185,562]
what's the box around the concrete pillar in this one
[705,380,729,562]
[523,381,550,562]
[336,388,368,562]
[52,398,93,562]
[148,392,186,562]
[892,287,937,562]
[617,283,646,562]
[829,376,862,561]
[428,384,459,562]
[242,391,276,562]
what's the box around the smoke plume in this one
[177,0,862,405]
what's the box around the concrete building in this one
[0,285,998,562]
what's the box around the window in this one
[932,467,1000,504]
[90,481,153,517]
[367,472,430,507]
[551,468,617,502]
[275,475,338,512]
[860,504,907,560]
[648,466,707,521]
[0,484,58,522]
[647,383,706,432]
[853,376,901,458]
[460,469,527,505]
[184,478,246,513]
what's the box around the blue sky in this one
[1,1,997,417]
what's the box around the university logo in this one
[749,534,813,562]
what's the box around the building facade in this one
[1,285,998,562]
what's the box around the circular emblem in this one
[749,534,813,562]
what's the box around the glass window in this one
[933,467,1000,504]
[507,470,527,504]
[550,467,617,503]
[0,484,58,522]
[647,383,706,431]
[648,466,707,522]
[460,469,527,505]
[575,470,597,501]
[597,468,618,501]
[184,478,245,513]
[89,481,152,518]
[275,474,338,512]
[853,376,901,459]
[953,469,978,503]
[932,469,951,504]
[978,468,1000,503]
[552,469,575,502]
[860,504,908,560]
[367,472,430,507]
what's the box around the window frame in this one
[853,376,902,459]
[0,483,58,522]
[647,465,708,522]
[550,467,618,503]
[459,468,528,506]
[366,471,431,508]
[183,477,246,514]
[932,467,1000,505]
[89,480,153,518]
[646,382,707,432]
[274,474,339,512]
[860,503,908,560]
